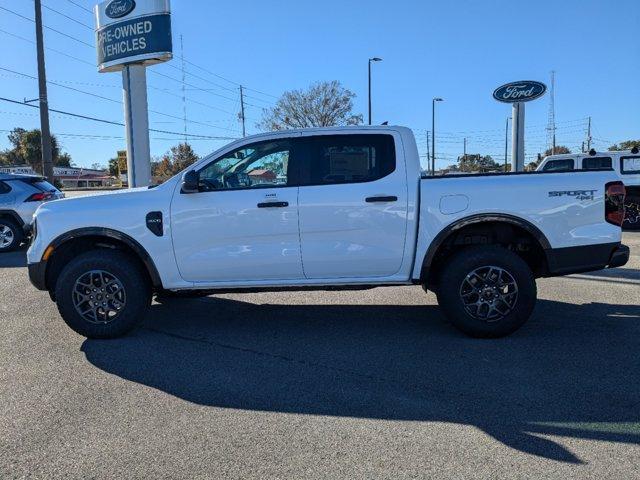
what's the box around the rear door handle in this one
[365,196,398,203]
[257,201,289,208]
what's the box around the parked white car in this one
[28,127,629,339]
[537,148,640,229]
[0,174,64,252]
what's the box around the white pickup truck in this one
[28,126,629,339]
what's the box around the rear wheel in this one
[435,246,537,338]
[0,218,23,252]
[55,250,151,339]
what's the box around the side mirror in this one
[181,170,199,194]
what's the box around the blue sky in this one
[0,0,638,169]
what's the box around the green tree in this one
[108,157,119,176]
[170,142,199,172]
[609,140,640,151]
[457,154,499,172]
[258,81,363,131]
[151,143,199,183]
[543,146,571,156]
[0,128,73,172]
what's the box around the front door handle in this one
[257,201,289,208]
[365,196,398,203]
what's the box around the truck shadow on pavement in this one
[81,296,640,464]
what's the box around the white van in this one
[537,148,640,229]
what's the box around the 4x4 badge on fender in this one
[549,190,597,201]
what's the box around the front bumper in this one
[28,261,47,291]
[546,242,630,276]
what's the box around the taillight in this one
[605,181,626,226]
[24,192,52,202]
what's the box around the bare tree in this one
[258,81,363,131]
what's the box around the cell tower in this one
[546,70,556,154]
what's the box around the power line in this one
[0,96,237,140]
[0,29,245,122]
[0,28,94,66]
[159,64,268,109]
[181,57,279,100]
[41,3,94,30]
[0,5,94,48]
[64,0,93,14]
[1,66,242,133]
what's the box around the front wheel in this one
[55,250,151,339]
[435,246,537,338]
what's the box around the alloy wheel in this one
[459,266,518,322]
[72,270,127,324]
[0,224,15,249]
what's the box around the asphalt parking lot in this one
[1,224,639,479]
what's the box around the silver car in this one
[0,174,64,252]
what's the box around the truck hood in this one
[35,186,164,217]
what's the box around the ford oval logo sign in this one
[493,81,547,103]
[105,0,136,19]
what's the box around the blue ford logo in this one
[105,0,136,19]
[493,81,547,103]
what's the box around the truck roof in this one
[543,149,639,162]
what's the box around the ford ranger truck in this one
[27,127,629,339]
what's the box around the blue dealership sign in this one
[95,0,172,72]
[493,81,547,103]
[97,14,172,71]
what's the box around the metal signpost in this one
[95,0,173,187]
[493,81,546,172]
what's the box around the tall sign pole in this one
[511,102,525,172]
[493,80,547,172]
[95,0,173,187]
[122,65,151,187]
[34,0,54,182]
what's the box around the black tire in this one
[435,246,537,338]
[55,249,151,339]
[0,218,23,252]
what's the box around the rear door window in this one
[299,134,396,185]
[582,157,612,170]
[542,159,574,171]
[621,156,640,174]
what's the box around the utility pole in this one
[463,137,466,158]
[367,58,382,126]
[511,102,525,172]
[431,97,443,176]
[239,85,246,137]
[425,131,430,174]
[34,0,54,182]
[504,116,510,171]
[180,35,187,143]
[586,116,592,151]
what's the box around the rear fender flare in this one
[420,213,552,280]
